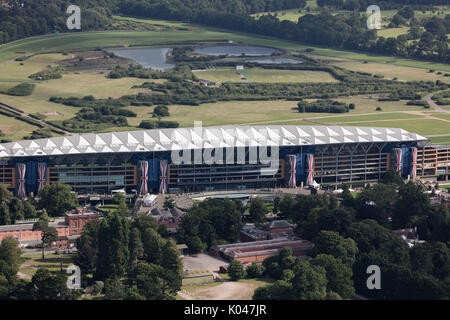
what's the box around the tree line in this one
[119,1,450,62]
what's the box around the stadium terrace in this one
[0,124,448,197]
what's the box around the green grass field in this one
[193,67,338,83]
[330,60,450,83]
[0,53,165,139]
[125,96,435,128]
[20,252,76,278]
[0,114,41,141]
[336,119,450,136]
[377,27,409,38]
[316,113,422,123]
[2,20,450,72]
[429,135,450,145]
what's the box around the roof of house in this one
[0,125,427,158]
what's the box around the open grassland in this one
[126,96,432,128]
[330,59,450,83]
[193,67,338,83]
[0,53,67,82]
[1,23,450,72]
[429,135,450,145]
[316,113,422,123]
[0,114,40,141]
[112,15,200,29]
[377,27,409,38]
[334,119,450,136]
[19,252,76,278]
[0,53,163,139]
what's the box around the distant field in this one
[330,60,450,83]
[377,27,409,38]
[193,67,338,83]
[20,252,75,278]
[0,53,162,139]
[0,114,39,141]
[317,113,422,123]
[1,24,450,72]
[337,119,450,136]
[126,96,432,128]
[429,135,450,145]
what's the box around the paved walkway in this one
[425,94,450,114]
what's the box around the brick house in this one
[0,208,99,248]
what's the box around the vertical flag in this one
[410,147,417,180]
[37,162,47,192]
[159,160,168,194]
[306,154,314,186]
[393,148,403,172]
[287,155,296,188]
[16,163,26,198]
[138,160,149,195]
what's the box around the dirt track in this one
[179,281,261,300]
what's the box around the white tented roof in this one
[0,125,427,158]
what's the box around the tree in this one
[347,220,410,266]
[30,267,71,300]
[128,262,179,300]
[313,231,358,267]
[74,220,99,273]
[153,105,170,117]
[393,182,431,228]
[253,280,294,300]
[141,227,164,264]
[249,197,268,224]
[0,237,21,284]
[115,200,130,217]
[311,254,355,299]
[95,214,130,280]
[0,184,13,205]
[129,227,144,266]
[38,182,78,216]
[273,195,281,214]
[291,259,327,300]
[104,277,126,300]
[246,262,265,278]
[382,168,404,185]
[0,202,11,225]
[32,215,58,260]
[186,235,205,254]
[112,192,126,205]
[356,183,397,226]
[300,207,354,240]
[23,200,37,219]
[228,260,246,281]
[8,198,24,223]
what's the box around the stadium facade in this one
[0,125,449,197]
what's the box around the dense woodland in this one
[119,0,450,62]
[0,170,449,299]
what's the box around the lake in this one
[193,45,284,57]
[109,47,174,71]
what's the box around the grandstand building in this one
[0,125,448,197]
